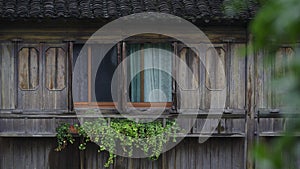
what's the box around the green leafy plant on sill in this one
[55,118,182,167]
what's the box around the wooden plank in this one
[0,44,2,108]
[0,23,248,43]
[45,48,56,90]
[140,45,145,102]
[224,138,232,169]
[255,50,265,108]
[88,45,92,103]
[165,146,176,169]
[114,155,128,169]
[202,138,211,169]
[30,48,39,89]
[195,138,203,169]
[264,50,273,109]
[189,138,196,169]
[121,42,127,112]
[229,43,246,110]
[172,42,178,111]
[73,44,88,102]
[57,48,66,90]
[18,48,30,89]
[12,139,24,169]
[44,138,52,169]
[274,48,285,107]
[210,139,220,169]
[232,138,244,169]
[68,42,74,111]
[5,138,14,169]
[85,142,98,169]
[181,139,189,169]
[205,47,226,90]
[1,43,16,109]
[199,50,209,109]
[175,138,182,169]
[246,38,255,169]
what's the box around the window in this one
[73,42,174,108]
[18,47,39,90]
[94,45,118,102]
[73,44,119,107]
[72,37,208,109]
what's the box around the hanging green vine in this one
[55,118,182,167]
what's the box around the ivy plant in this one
[55,117,182,167]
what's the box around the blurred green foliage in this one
[224,0,300,169]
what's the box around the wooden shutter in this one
[17,44,42,110]
[43,44,68,110]
[176,45,200,112]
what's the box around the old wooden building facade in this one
[0,1,299,169]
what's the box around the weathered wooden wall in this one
[1,24,299,169]
[0,137,244,169]
[255,47,296,135]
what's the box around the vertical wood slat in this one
[88,45,92,104]
[246,35,255,169]
[0,43,16,109]
[119,41,127,112]
[18,48,29,89]
[30,48,39,90]
[229,43,246,110]
[68,42,74,111]
[232,138,245,169]
[0,45,1,108]
[177,47,187,110]
[72,44,88,103]
[140,45,145,102]
[172,42,177,111]
[117,42,122,111]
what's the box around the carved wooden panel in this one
[45,47,66,90]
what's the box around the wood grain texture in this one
[1,43,16,109]
[0,137,248,169]
[17,44,43,110]
[43,44,68,110]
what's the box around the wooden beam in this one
[68,41,74,111]
[87,45,92,104]
[172,42,178,111]
[245,34,255,169]
[140,44,144,102]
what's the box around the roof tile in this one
[0,0,258,22]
